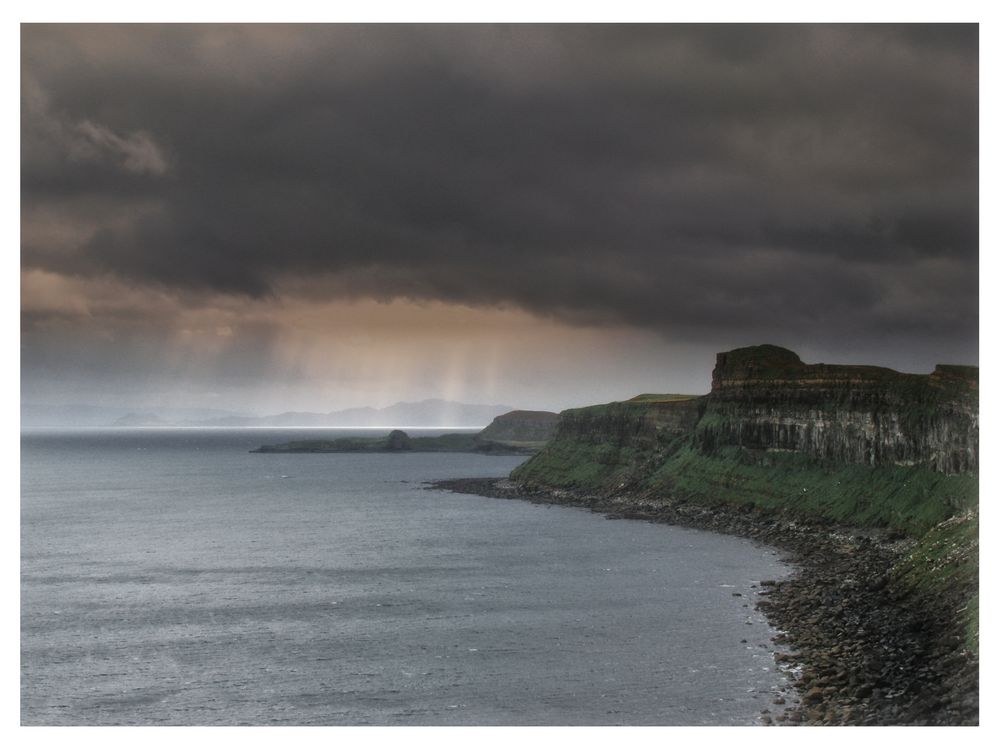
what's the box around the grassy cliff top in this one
[713,345,978,399]
[933,365,979,384]
[716,344,804,369]
[486,409,560,421]
[627,393,700,403]
[478,409,559,444]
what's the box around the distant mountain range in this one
[21,404,246,428]
[23,400,514,429]
[185,400,514,428]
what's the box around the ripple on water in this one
[22,429,792,725]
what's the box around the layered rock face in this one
[700,345,978,474]
[513,345,977,533]
[476,410,560,444]
[551,398,701,450]
[536,344,977,477]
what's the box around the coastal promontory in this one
[439,345,979,725]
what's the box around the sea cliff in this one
[703,345,977,474]
[436,345,979,725]
[512,345,977,535]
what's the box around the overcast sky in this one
[20,24,978,414]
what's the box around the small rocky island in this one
[251,409,559,456]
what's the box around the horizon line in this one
[20,425,491,432]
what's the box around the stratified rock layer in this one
[512,345,978,534]
[702,345,978,474]
[476,410,559,444]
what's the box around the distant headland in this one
[251,410,560,455]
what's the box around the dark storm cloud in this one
[21,24,978,352]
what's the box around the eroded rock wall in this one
[551,398,702,449]
[700,346,978,474]
[477,410,560,443]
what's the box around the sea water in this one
[21,428,791,725]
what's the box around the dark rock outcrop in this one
[703,345,978,474]
[476,410,559,444]
[385,429,412,451]
[551,398,701,451]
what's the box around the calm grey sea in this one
[21,428,791,725]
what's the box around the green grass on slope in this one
[891,510,979,654]
[649,447,977,536]
[513,439,977,536]
[511,435,654,489]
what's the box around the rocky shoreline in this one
[427,477,978,726]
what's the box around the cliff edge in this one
[475,409,559,447]
[513,344,977,535]
[486,345,979,725]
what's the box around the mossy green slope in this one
[512,346,978,536]
[512,429,976,536]
[891,509,979,654]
